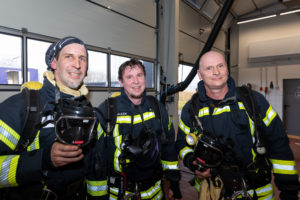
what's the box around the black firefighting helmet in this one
[194,133,224,168]
[54,97,96,146]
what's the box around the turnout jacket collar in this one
[197,76,237,104]
[120,87,147,107]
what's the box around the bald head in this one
[199,51,226,71]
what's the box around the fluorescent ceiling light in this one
[280,9,300,16]
[237,14,276,24]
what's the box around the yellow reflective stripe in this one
[0,155,19,188]
[238,102,246,110]
[198,107,209,117]
[270,159,298,174]
[97,123,104,140]
[0,120,20,150]
[116,116,131,124]
[116,112,156,125]
[179,119,190,135]
[161,160,179,170]
[240,101,256,161]
[213,105,231,115]
[194,177,201,192]
[132,112,155,124]
[27,130,40,151]
[247,183,274,200]
[168,116,172,131]
[86,179,108,196]
[141,112,155,122]
[109,186,119,197]
[263,106,277,127]
[114,125,122,172]
[179,146,193,160]
[140,180,162,199]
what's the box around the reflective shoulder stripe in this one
[86,179,108,196]
[161,160,179,170]
[179,119,190,135]
[179,146,193,160]
[213,105,231,115]
[263,105,277,127]
[269,159,298,175]
[27,130,40,151]
[0,120,20,150]
[0,155,19,188]
[198,107,209,117]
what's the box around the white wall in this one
[237,14,300,119]
[0,0,156,59]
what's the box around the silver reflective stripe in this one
[0,155,13,187]
[87,184,107,192]
[0,126,18,148]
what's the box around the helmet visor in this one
[194,136,224,168]
[55,115,96,146]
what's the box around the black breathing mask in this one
[120,125,159,169]
[193,132,224,171]
[53,97,97,146]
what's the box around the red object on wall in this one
[264,87,268,94]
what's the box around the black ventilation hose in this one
[161,0,234,104]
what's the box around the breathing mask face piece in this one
[54,98,96,146]
[120,126,159,168]
[194,133,224,169]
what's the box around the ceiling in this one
[230,0,300,19]
[186,0,300,29]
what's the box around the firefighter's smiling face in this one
[120,65,146,105]
[51,43,87,89]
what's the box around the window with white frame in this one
[110,55,155,89]
[84,50,108,87]
[27,39,52,83]
[178,63,199,116]
[0,33,22,85]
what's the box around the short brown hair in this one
[118,59,146,81]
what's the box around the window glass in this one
[111,55,155,88]
[111,55,130,87]
[0,33,22,84]
[178,64,199,116]
[27,39,52,83]
[84,50,108,87]
[142,60,155,89]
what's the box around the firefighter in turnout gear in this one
[93,59,182,200]
[0,36,103,200]
[176,51,300,199]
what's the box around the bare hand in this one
[51,142,84,167]
[193,160,211,179]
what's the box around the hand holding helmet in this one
[186,131,224,173]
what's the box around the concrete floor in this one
[178,136,300,200]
